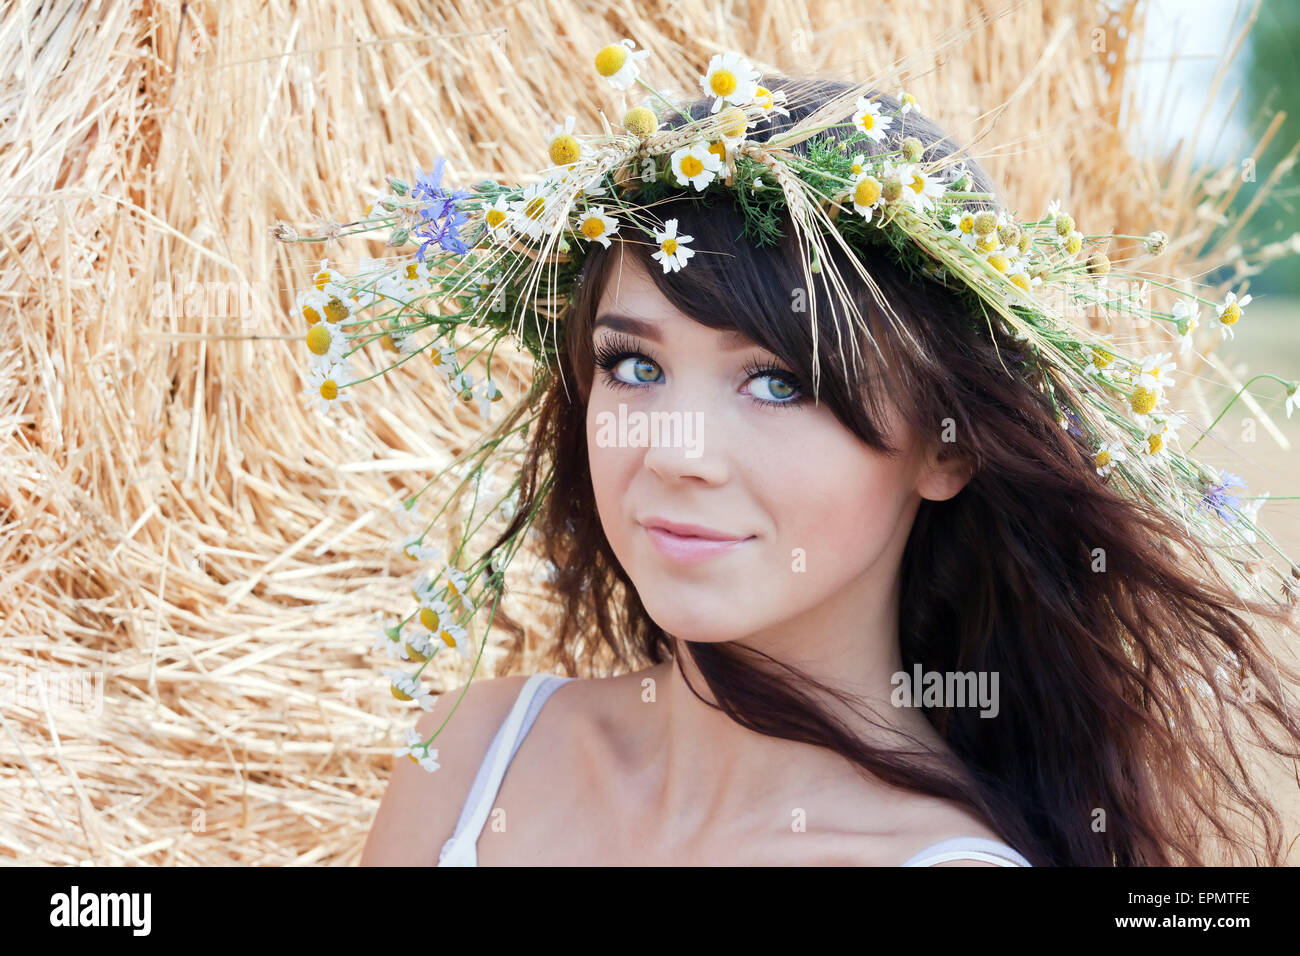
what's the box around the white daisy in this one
[699,51,761,114]
[548,115,580,164]
[394,728,441,772]
[753,85,791,123]
[1209,291,1252,341]
[476,378,504,421]
[509,181,564,242]
[295,287,330,326]
[1139,416,1180,456]
[651,218,695,273]
[394,727,422,758]
[310,259,347,296]
[849,171,884,223]
[482,196,514,243]
[429,344,458,384]
[427,563,470,604]
[897,90,920,114]
[1132,352,1177,394]
[947,208,978,248]
[385,328,421,357]
[304,317,349,367]
[576,205,620,248]
[404,628,437,663]
[385,669,435,710]
[302,360,357,416]
[1128,381,1170,425]
[448,369,476,409]
[437,620,473,662]
[1286,383,1299,419]
[851,96,894,143]
[389,493,422,530]
[894,163,946,214]
[595,38,651,91]
[1094,438,1127,478]
[415,586,453,628]
[670,141,724,191]
[373,626,410,661]
[398,539,442,564]
[1171,298,1201,355]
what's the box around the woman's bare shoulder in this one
[806,778,1014,866]
[359,674,532,866]
[884,794,1018,866]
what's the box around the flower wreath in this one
[271,40,1300,772]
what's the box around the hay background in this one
[2,0,1297,865]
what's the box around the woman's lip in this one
[642,525,753,563]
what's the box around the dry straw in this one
[2,0,1296,865]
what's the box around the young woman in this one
[362,76,1300,867]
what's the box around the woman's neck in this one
[615,619,955,853]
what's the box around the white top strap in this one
[437,673,571,866]
[900,836,1032,867]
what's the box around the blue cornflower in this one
[1063,409,1084,438]
[1199,469,1247,523]
[411,158,473,261]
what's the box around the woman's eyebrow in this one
[592,313,755,350]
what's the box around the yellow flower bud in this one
[718,106,749,138]
[1130,386,1158,415]
[624,106,658,137]
[854,177,882,207]
[306,324,332,356]
[324,296,349,323]
[594,44,627,77]
[549,133,581,166]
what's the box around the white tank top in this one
[437,672,1033,867]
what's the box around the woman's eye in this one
[613,355,661,385]
[744,373,800,403]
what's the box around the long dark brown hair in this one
[487,74,1300,865]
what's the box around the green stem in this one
[1186,373,1295,452]
[635,77,689,123]
[421,583,504,746]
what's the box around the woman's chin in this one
[637,591,755,644]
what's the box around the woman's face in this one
[585,250,969,649]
